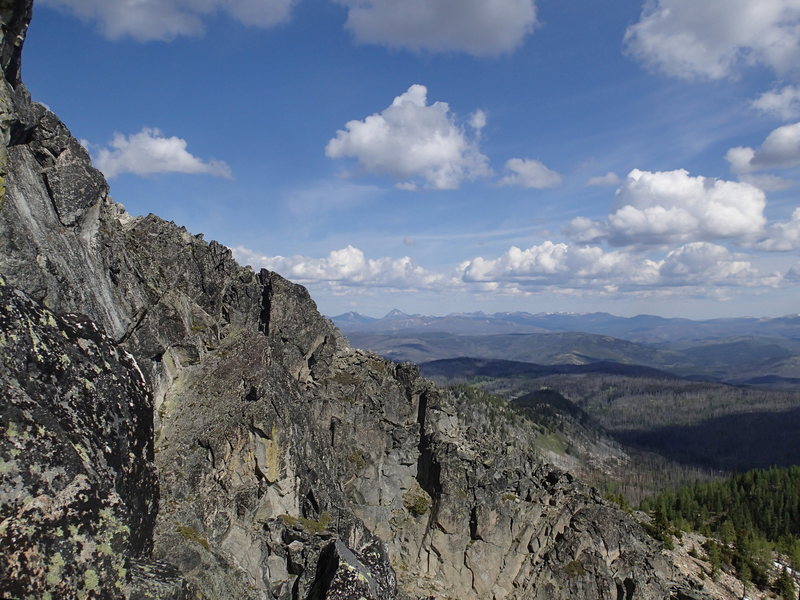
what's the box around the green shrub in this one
[403,487,433,517]
[565,560,586,577]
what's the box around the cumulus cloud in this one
[658,242,775,287]
[232,238,784,301]
[461,241,659,287]
[93,128,231,179]
[563,217,609,244]
[334,0,537,56]
[726,122,800,173]
[756,207,800,250]
[624,0,800,80]
[566,169,767,246]
[586,172,621,187]
[232,245,457,290]
[459,240,779,292]
[752,85,800,120]
[499,158,562,189]
[325,84,490,190]
[40,0,296,41]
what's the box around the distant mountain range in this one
[331,309,800,343]
[332,310,800,385]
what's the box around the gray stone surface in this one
[0,1,710,599]
[0,280,156,599]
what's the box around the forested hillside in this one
[347,329,800,384]
[531,374,800,471]
[445,384,718,505]
[641,467,800,595]
[424,358,800,473]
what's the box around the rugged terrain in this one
[1,1,715,598]
[421,357,800,474]
[337,314,800,386]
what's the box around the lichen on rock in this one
[0,282,156,598]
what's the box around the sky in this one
[22,0,800,319]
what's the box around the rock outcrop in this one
[0,1,706,598]
[0,279,157,598]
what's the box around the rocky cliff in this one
[0,2,705,598]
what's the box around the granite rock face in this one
[0,2,707,598]
[0,280,157,599]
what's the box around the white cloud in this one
[459,240,780,292]
[499,158,562,189]
[335,0,537,56]
[461,241,659,287]
[93,128,231,179]
[725,147,758,174]
[726,122,800,173]
[563,217,609,244]
[625,0,800,80]
[756,207,800,250]
[232,245,457,290]
[659,242,776,287]
[738,173,796,191]
[40,0,296,41]
[325,84,490,190]
[566,169,767,246]
[232,238,785,302]
[469,109,487,132]
[752,85,800,120]
[586,171,621,187]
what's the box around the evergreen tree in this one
[790,538,800,572]
[720,520,735,545]
[707,541,723,580]
[739,562,751,597]
[639,466,800,593]
[776,568,795,600]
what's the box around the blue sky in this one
[25,0,800,318]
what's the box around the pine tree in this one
[720,520,735,545]
[739,562,751,597]
[776,568,795,600]
[707,541,723,581]
[790,538,800,572]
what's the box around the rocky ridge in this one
[1,1,706,598]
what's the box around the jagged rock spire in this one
[0,0,32,86]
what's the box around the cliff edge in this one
[0,2,705,598]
